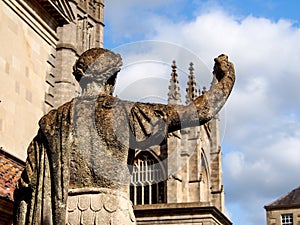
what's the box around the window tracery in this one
[130,151,166,205]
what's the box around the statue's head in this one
[73,48,123,96]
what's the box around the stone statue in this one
[13,48,235,225]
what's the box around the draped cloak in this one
[14,98,75,225]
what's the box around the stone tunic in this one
[65,94,204,224]
[68,95,136,225]
[66,94,190,225]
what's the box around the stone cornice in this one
[56,43,78,53]
[38,0,75,25]
[134,203,232,225]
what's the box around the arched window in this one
[130,151,166,205]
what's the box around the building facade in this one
[0,0,231,224]
[0,0,104,160]
[0,0,104,223]
[265,186,300,225]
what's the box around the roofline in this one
[264,204,300,211]
[264,185,300,210]
[0,147,25,166]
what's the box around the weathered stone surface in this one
[13,48,235,225]
[66,189,135,225]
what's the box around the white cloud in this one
[113,41,213,103]
[106,3,300,225]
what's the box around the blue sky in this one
[103,1,300,225]
[104,0,300,48]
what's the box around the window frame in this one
[281,213,293,225]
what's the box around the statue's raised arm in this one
[169,54,235,132]
[126,54,235,149]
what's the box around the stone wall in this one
[0,0,57,160]
[0,0,105,160]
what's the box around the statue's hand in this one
[193,54,235,123]
[213,54,234,82]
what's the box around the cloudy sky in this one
[103,1,300,224]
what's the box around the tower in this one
[50,0,105,107]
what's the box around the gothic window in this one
[281,214,293,225]
[130,151,166,205]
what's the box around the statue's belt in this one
[67,187,133,213]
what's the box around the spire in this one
[168,60,182,105]
[185,62,198,105]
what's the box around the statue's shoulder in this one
[38,99,75,133]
